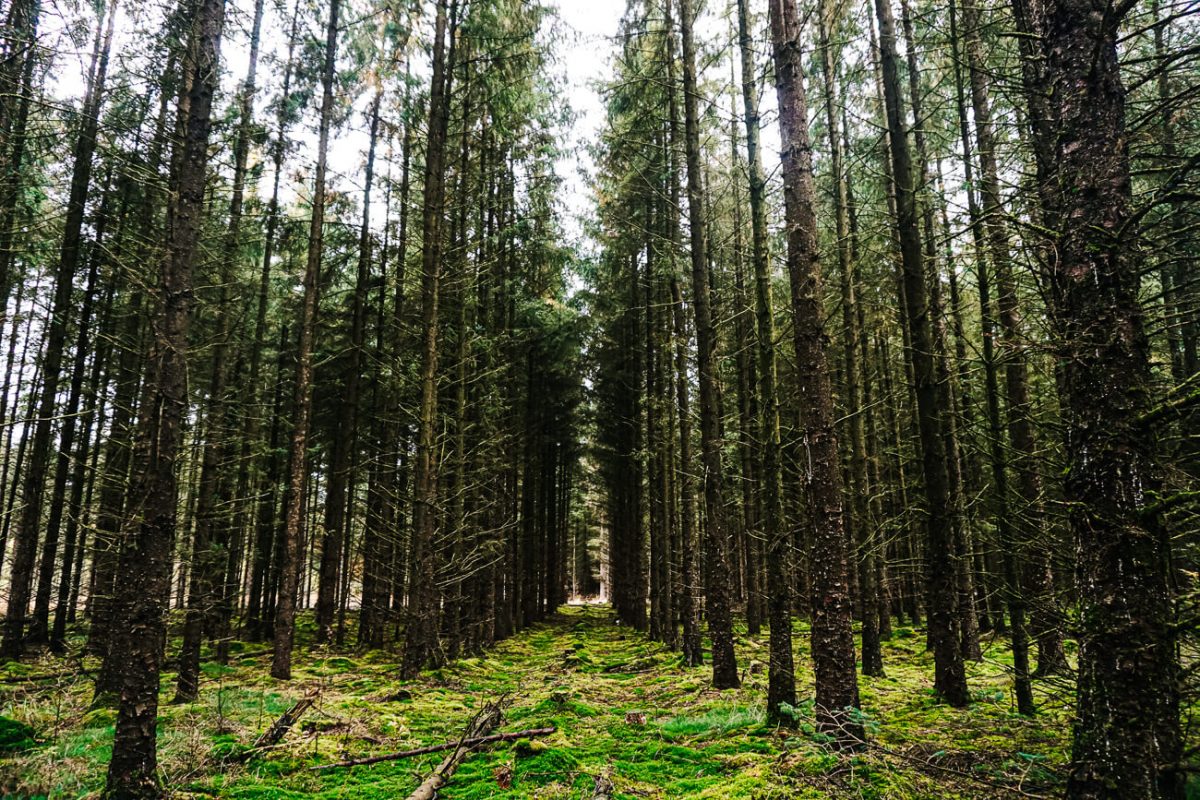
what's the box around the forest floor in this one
[1,604,1076,799]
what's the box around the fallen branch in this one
[405,699,505,800]
[601,658,657,674]
[592,769,615,800]
[867,739,1054,799]
[311,726,555,770]
[1,668,92,684]
[230,687,319,763]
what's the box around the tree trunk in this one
[53,259,117,646]
[401,0,455,679]
[768,0,860,741]
[950,0,1035,714]
[737,0,795,717]
[37,175,111,650]
[176,0,265,696]
[662,0,701,668]
[240,0,298,642]
[816,0,883,680]
[103,0,225,790]
[271,0,340,681]
[676,0,738,691]
[1041,0,1183,795]
[871,0,968,708]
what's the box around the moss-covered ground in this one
[1,604,1077,798]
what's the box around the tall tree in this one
[816,0,883,679]
[677,0,739,690]
[768,0,860,741]
[240,0,300,642]
[1040,0,1183,795]
[271,0,341,680]
[89,56,174,680]
[1,0,117,657]
[662,0,702,667]
[871,0,968,707]
[103,0,226,790]
[0,0,40,314]
[401,0,454,678]
[737,0,793,719]
[951,0,1035,713]
[176,0,267,698]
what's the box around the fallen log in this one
[230,687,319,763]
[254,687,319,749]
[404,700,504,800]
[601,657,658,674]
[311,726,556,770]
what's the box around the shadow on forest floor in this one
[1,604,1076,798]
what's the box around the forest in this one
[0,0,1197,795]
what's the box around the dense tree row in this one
[590,0,1198,796]
[0,0,585,794]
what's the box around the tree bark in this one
[768,0,861,740]
[816,0,883,680]
[103,0,225,791]
[737,0,795,718]
[402,0,455,678]
[1041,0,1183,796]
[662,0,701,668]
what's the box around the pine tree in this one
[104,0,226,789]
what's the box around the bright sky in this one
[547,0,628,246]
[35,0,637,318]
[47,0,772,259]
[546,0,783,258]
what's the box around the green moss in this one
[522,695,599,719]
[1,604,1088,799]
[79,707,117,728]
[0,661,35,678]
[210,732,249,761]
[201,661,237,678]
[0,716,37,752]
